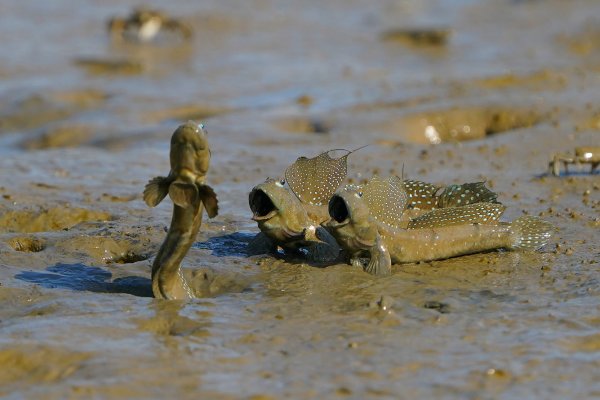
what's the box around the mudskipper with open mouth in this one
[248,149,357,262]
[326,176,554,277]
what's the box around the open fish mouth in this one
[249,188,278,221]
[328,194,350,226]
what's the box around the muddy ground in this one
[0,0,598,398]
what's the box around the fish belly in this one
[385,224,511,263]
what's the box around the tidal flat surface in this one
[0,0,598,398]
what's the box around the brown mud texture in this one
[0,0,599,399]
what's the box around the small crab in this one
[549,146,600,176]
[107,7,192,43]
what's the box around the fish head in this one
[169,121,211,180]
[326,185,378,249]
[249,178,308,242]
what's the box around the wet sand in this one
[0,0,599,398]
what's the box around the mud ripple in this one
[0,207,111,233]
[560,333,600,353]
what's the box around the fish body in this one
[326,178,553,276]
[144,121,218,300]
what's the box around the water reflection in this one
[193,232,255,257]
[15,263,152,297]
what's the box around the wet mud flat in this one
[0,0,599,398]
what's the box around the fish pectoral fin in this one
[247,232,276,255]
[306,242,340,263]
[197,184,219,218]
[305,228,340,263]
[364,236,391,277]
[169,181,199,208]
[303,225,334,245]
[143,176,171,207]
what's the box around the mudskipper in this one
[144,121,218,299]
[248,149,356,261]
[326,176,553,276]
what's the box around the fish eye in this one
[280,179,285,185]
[198,123,206,133]
[358,191,363,197]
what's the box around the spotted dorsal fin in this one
[285,149,351,206]
[407,202,506,229]
[402,179,442,210]
[362,175,408,228]
[436,182,499,208]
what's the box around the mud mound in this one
[395,106,545,144]
[141,104,230,124]
[73,57,143,75]
[57,236,148,264]
[471,70,567,91]
[274,116,332,134]
[7,236,46,252]
[0,90,108,134]
[0,207,111,233]
[0,345,90,389]
[20,124,94,150]
[558,23,600,56]
[135,301,211,337]
[381,27,450,47]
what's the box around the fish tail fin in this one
[509,216,554,251]
[143,176,170,207]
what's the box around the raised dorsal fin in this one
[402,179,442,210]
[362,175,408,228]
[436,182,499,208]
[284,149,351,206]
[407,202,506,229]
